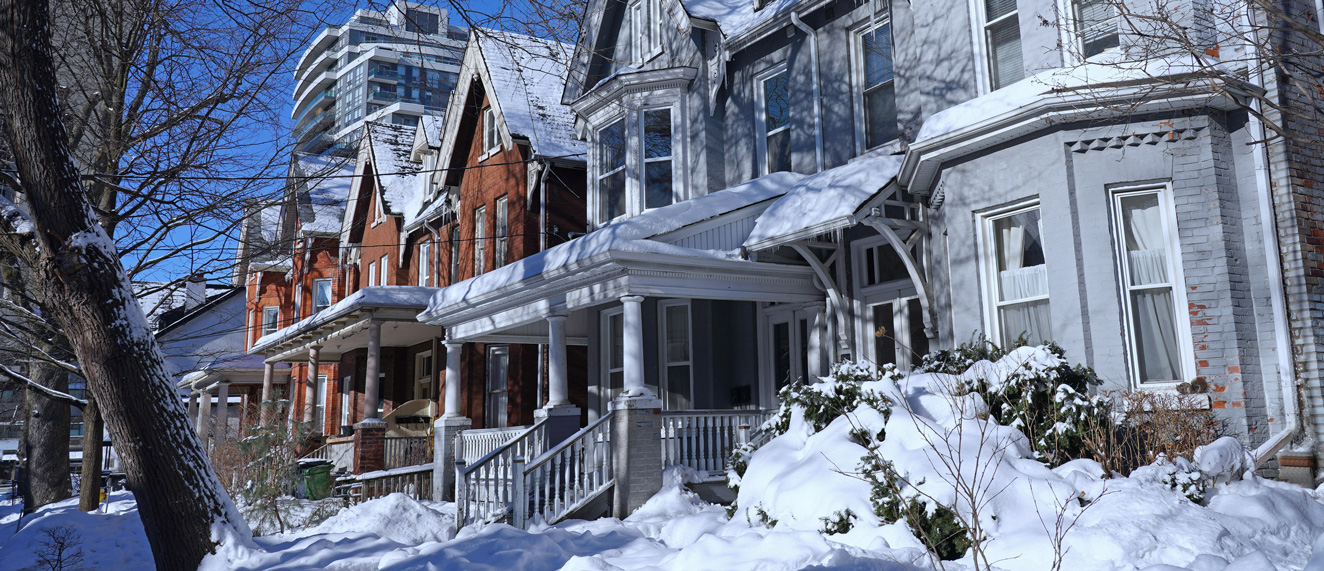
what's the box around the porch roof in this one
[177,355,288,390]
[743,153,904,251]
[251,286,438,360]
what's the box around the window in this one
[868,298,929,369]
[768,310,815,392]
[340,376,352,430]
[659,300,692,410]
[419,241,433,287]
[485,346,509,427]
[857,22,898,149]
[294,283,303,318]
[415,351,433,401]
[983,0,1024,89]
[628,0,660,62]
[367,261,378,287]
[602,309,625,401]
[642,108,673,209]
[379,255,389,286]
[482,107,500,154]
[597,119,627,224]
[449,225,460,283]
[756,66,791,175]
[494,196,508,268]
[262,306,280,336]
[1112,187,1189,384]
[313,278,332,313]
[982,204,1051,345]
[474,206,487,274]
[314,374,327,434]
[1072,0,1119,57]
[860,243,919,287]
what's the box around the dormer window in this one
[482,107,500,154]
[628,0,662,63]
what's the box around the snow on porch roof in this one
[743,153,904,251]
[419,171,807,322]
[250,286,437,355]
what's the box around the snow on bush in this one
[731,344,1324,569]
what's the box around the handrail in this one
[455,425,528,463]
[454,419,548,528]
[518,412,614,528]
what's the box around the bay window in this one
[642,108,673,209]
[598,119,627,224]
[857,21,898,149]
[1113,187,1189,384]
[983,0,1024,89]
[982,204,1051,345]
[756,66,791,175]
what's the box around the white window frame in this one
[851,18,898,154]
[418,241,433,287]
[367,261,378,287]
[638,106,675,213]
[628,0,662,64]
[1109,183,1195,387]
[474,206,487,275]
[761,304,819,403]
[970,0,1022,93]
[754,63,789,176]
[373,192,385,227]
[415,350,433,401]
[261,306,280,336]
[594,116,628,226]
[379,255,389,286]
[312,278,332,314]
[482,106,500,155]
[657,299,693,410]
[293,283,303,318]
[600,307,625,405]
[449,225,460,283]
[978,200,1051,346]
[340,375,352,428]
[1063,0,1120,61]
[314,374,328,434]
[494,196,508,268]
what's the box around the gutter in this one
[1242,6,1302,468]
[789,13,824,172]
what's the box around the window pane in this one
[986,0,1018,21]
[643,109,671,159]
[600,171,626,221]
[999,298,1052,345]
[1075,0,1119,57]
[763,71,789,132]
[988,17,1024,89]
[766,130,790,174]
[873,303,896,365]
[645,161,673,209]
[1120,193,1169,286]
[864,82,898,149]
[1130,289,1182,382]
[992,209,1046,302]
[609,313,624,369]
[862,25,894,88]
[664,304,689,362]
[773,322,791,391]
[486,346,509,428]
[599,119,626,173]
[666,365,691,410]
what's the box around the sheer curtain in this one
[1122,194,1182,383]
[995,214,1052,344]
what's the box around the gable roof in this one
[289,153,355,236]
[366,122,427,218]
[474,30,584,160]
[680,0,805,41]
[744,154,904,250]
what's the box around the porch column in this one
[363,321,383,420]
[260,362,275,425]
[443,341,464,417]
[809,304,827,379]
[304,345,320,424]
[621,295,646,396]
[195,387,213,449]
[546,315,569,406]
[434,339,471,500]
[187,391,199,425]
[216,381,231,442]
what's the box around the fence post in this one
[454,458,468,532]
[737,424,751,446]
[512,456,527,529]
[434,416,471,501]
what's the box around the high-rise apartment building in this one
[291,2,466,156]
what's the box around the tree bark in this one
[78,394,103,512]
[0,0,250,567]
[24,361,70,508]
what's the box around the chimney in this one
[185,278,206,310]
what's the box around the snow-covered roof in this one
[744,154,903,250]
[474,29,584,160]
[133,281,232,327]
[366,122,427,219]
[251,286,436,354]
[680,0,803,41]
[420,172,804,320]
[290,153,356,236]
[418,115,445,148]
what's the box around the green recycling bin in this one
[303,463,333,500]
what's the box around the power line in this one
[87,151,586,182]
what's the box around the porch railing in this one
[351,463,433,502]
[457,425,530,463]
[454,420,548,528]
[517,412,614,528]
[661,410,776,479]
[384,435,433,469]
[305,436,355,473]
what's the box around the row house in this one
[249,30,587,474]
[416,0,1324,526]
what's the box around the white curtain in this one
[996,219,1051,343]
[1122,195,1181,383]
[1001,299,1052,345]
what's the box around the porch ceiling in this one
[263,309,441,363]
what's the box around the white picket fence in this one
[660,410,776,479]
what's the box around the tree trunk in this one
[24,361,70,508]
[0,1,250,568]
[78,394,103,512]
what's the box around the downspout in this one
[789,13,824,172]
[1243,6,1302,467]
[537,159,549,406]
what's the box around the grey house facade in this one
[421,0,1324,517]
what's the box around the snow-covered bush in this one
[770,361,895,436]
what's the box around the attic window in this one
[483,107,500,154]
[629,0,662,63]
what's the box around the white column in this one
[196,387,213,447]
[444,341,463,417]
[216,381,231,442]
[621,296,645,395]
[363,321,383,420]
[304,346,320,424]
[187,391,199,424]
[809,304,827,379]
[260,362,275,426]
[547,315,569,407]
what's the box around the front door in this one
[485,345,509,428]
